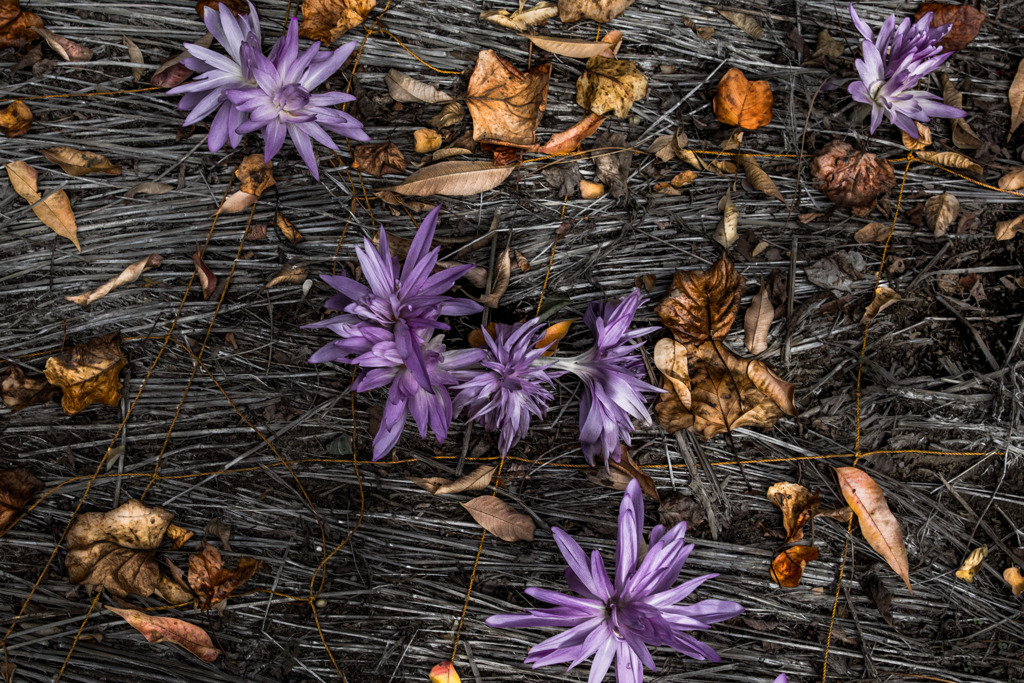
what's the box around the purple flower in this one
[453,320,563,456]
[773,675,788,683]
[168,2,262,153]
[847,4,965,138]
[487,479,744,683]
[226,17,369,179]
[552,290,660,468]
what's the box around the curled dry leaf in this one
[192,245,217,300]
[557,0,634,23]
[66,499,173,597]
[352,142,406,177]
[411,464,496,495]
[188,543,262,610]
[854,222,889,244]
[1004,567,1024,596]
[995,215,1024,241]
[125,182,175,198]
[806,29,844,65]
[165,523,194,550]
[43,146,121,176]
[196,0,249,17]
[955,545,986,583]
[460,496,535,542]
[385,69,452,104]
[1,367,57,412]
[299,0,375,44]
[0,100,31,137]
[217,191,258,215]
[122,34,144,81]
[66,253,163,306]
[592,131,631,199]
[915,150,982,178]
[151,33,213,88]
[862,286,901,323]
[105,606,219,663]
[414,128,443,154]
[235,153,275,197]
[535,112,606,155]
[468,50,550,148]
[915,3,985,52]
[713,188,739,249]
[576,56,647,119]
[580,179,605,199]
[741,155,785,205]
[525,29,621,59]
[429,661,462,683]
[998,168,1024,192]
[1009,59,1024,138]
[811,140,895,217]
[744,280,774,355]
[476,247,511,308]
[542,162,581,197]
[656,255,743,344]
[713,68,773,131]
[681,17,714,41]
[924,192,959,238]
[716,9,762,40]
[276,212,304,244]
[44,331,126,415]
[835,466,911,591]
[901,122,932,151]
[653,170,697,195]
[767,481,819,543]
[0,468,43,533]
[0,0,44,49]
[429,101,465,129]
[387,161,515,197]
[265,262,309,289]
[5,160,80,250]
[536,319,574,355]
[771,545,819,587]
[614,446,659,501]
[482,1,557,31]
[33,26,92,61]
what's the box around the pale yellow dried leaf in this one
[998,168,1024,192]
[713,188,738,248]
[1009,58,1024,138]
[525,30,621,59]
[862,286,901,323]
[901,122,931,151]
[414,128,442,154]
[716,8,762,40]
[580,179,604,199]
[575,56,647,119]
[1004,566,1024,595]
[995,215,1024,241]
[66,253,162,306]
[388,161,515,197]
[481,2,558,31]
[955,545,987,583]
[743,280,773,355]
[741,155,784,204]
[854,222,890,244]
[385,69,452,104]
[5,160,80,250]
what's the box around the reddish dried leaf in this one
[33,26,92,61]
[771,545,819,587]
[299,0,375,44]
[429,661,462,683]
[537,113,605,155]
[836,467,911,592]
[1,366,57,412]
[467,50,550,148]
[0,468,43,533]
[151,33,213,88]
[0,100,31,137]
[105,606,219,662]
[192,244,217,300]
[187,543,261,610]
[916,4,985,52]
[767,481,819,543]
[352,142,407,177]
[811,140,895,217]
[44,332,126,415]
[0,0,43,50]
[713,68,773,130]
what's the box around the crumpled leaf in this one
[414,128,443,154]
[525,29,621,59]
[276,212,304,244]
[105,606,219,662]
[713,188,738,249]
[1,367,57,412]
[66,499,174,597]
[854,222,890,244]
[576,56,647,119]
[411,464,496,495]
[805,251,866,296]
[482,2,557,31]
[0,468,43,533]
[557,0,634,23]
[476,247,511,308]
[352,142,407,177]
[42,146,121,176]
[655,255,743,343]
[995,215,1024,241]
[924,192,959,238]
[165,524,194,550]
[835,467,911,592]
[187,543,261,610]
[741,155,785,204]
[915,150,982,178]
[151,33,213,88]
[580,179,604,198]
[811,140,895,217]
[861,286,901,323]
[33,26,92,61]
[613,446,659,501]
[955,545,986,583]
[265,262,309,289]
[66,254,162,306]
[744,280,774,355]
[915,3,985,52]
[591,131,631,199]
[771,545,818,587]
[125,182,175,198]
[460,496,535,542]
[467,50,550,148]
[805,29,844,66]
[5,160,80,251]
[1004,566,1024,596]
[385,69,452,104]
[542,162,582,197]
[236,153,275,196]
[429,661,462,683]
[713,67,773,131]
[716,9,762,40]
[767,481,819,543]
[0,100,31,137]
[192,244,217,300]
[299,0,375,44]
[386,161,515,196]
[0,0,44,49]
[44,332,126,415]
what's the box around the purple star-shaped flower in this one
[487,479,744,683]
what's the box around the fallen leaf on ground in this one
[542,162,581,197]
[429,101,465,129]
[235,153,275,196]
[482,2,557,30]
[591,132,631,199]
[352,142,406,177]
[105,606,219,662]
[861,286,901,323]
[811,140,895,216]
[0,0,43,49]
[188,543,261,610]
[33,26,91,61]
[265,262,309,289]
[805,29,843,65]
[66,254,162,306]
[681,16,713,41]
[151,33,213,88]
[955,545,986,583]
[276,213,304,244]
[859,565,894,626]
[915,3,984,52]
[805,251,866,296]
[475,247,511,308]
[66,499,173,597]
[915,150,982,178]
[0,100,31,137]
[429,661,462,683]
[744,280,774,355]
[901,122,932,150]
[576,56,647,119]
[44,332,126,415]
[535,112,606,154]
[924,192,959,237]
[654,170,697,195]
[411,464,496,495]
[612,446,659,501]
[414,128,443,154]
[998,168,1024,192]
[1,367,57,412]
[579,179,604,199]
[835,467,911,592]
[125,182,175,198]
[0,468,43,532]
[854,222,889,244]
[196,0,249,17]
[1004,567,1024,595]
[386,161,515,196]
[771,545,818,587]
[165,524,194,550]
[996,215,1024,241]
[526,30,621,59]
[536,319,574,354]
[656,255,743,343]
[460,496,535,542]
[192,245,217,300]
[713,68,773,130]
[1010,59,1024,138]
[467,50,550,148]
[42,147,121,176]
[5,160,80,250]
[741,155,785,204]
[658,490,704,529]
[385,69,452,104]
[557,0,633,23]
[204,518,233,551]
[767,481,819,542]
[713,188,739,249]
[299,0,375,44]
[717,9,762,40]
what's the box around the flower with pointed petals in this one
[773,675,788,683]
[168,2,262,153]
[487,479,744,683]
[453,320,563,456]
[551,290,660,468]
[847,4,965,138]
[225,16,369,179]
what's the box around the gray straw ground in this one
[2,0,1023,681]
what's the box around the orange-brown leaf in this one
[916,4,985,51]
[536,319,574,355]
[655,255,744,344]
[299,0,375,44]
[276,212,304,244]
[743,280,774,355]
[610,446,660,502]
[1,366,57,413]
[187,543,262,610]
[105,606,220,662]
[468,50,551,148]
[352,142,407,177]
[5,160,80,250]
[811,140,895,217]
[0,467,43,533]
[0,0,43,49]
[460,496,535,542]
[235,153,275,197]
[0,100,31,137]
[771,545,818,587]
[713,67,773,130]
[836,467,911,592]
[192,244,217,300]
[44,331,126,415]
[767,481,819,543]
[429,661,462,683]
[42,146,121,176]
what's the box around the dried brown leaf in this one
[235,153,275,197]
[741,155,784,204]
[861,286,901,323]
[611,446,659,501]
[995,215,1024,241]
[33,26,92,61]
[476,247,511,308]
[713,68,773,131]
[187,543,261,610]
[557,0,634,23]
[0,100,31,137]
[122,35,144,81]
[0,0,44,49]
[716,9,762,40]
[836,467,911,591]
[411,465,496,495]
[1010,59,1024,138]
[525,29,621,59]
[901,121,932,150]
[352,142,407,177]
[66,253,162,306]
[192,245,217,300]
[196,0,249,17]
[218,190,258,215]
[998,168,1024,192]
[44,332,126,415]
[276,212,304,244]
[429,101,465,129]
[387,161,515,197]
[125,182,175,198]
[0,468,43,533]
[165,523,194,550]
[414,128,443,154]
[467,50,550,148]
[916,3,985,51]
[151,33,213,88]
[811,140,895,217]
[713,188,738,249]
[460,496,535,542]
[592,131,631,199]
[767,481,819,542]
[744,280,773,355]
[576,56,647,119]
[536,112,606,155]
[265,262,309,289]
[299,0,375,44]
[915,150,982,178]
[656,255,744,343]
[385,69,452,104]
[955,545,986,583]
[105,606,219,662]
[579,179,604,199]
[2,366,56,412]
[204,518,233,551]
[854,222,889,244]
[482,2,558,31]
[681,17,713,41]
[43,146,121,176]
[806,29,844,64]
[5,160,80,250]
[924,192,959,237]
[771,545,818,587]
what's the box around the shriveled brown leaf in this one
[811,140,895,217]
[998,168,1024,192]
[165,524,194,550]
[771,545,819,587]
[655,255,744,344]
[482,1,558,31]
[713,68,773,131]
[235,153,275,197]
[836,467,911,591]
[276,213,304,244]
[0,0,44,49]
[476,247,511,308]
[915,150,982,178]
[187,543,261,610]
[741,155,785,204]
[352,142,407,177]
[33,26,92,61]
[1004,566,1024,596]
[151,33,213,88]
[915,3,985,52]
[204,518,233,551]
[105,606,219,662]
[0,468,43,532]
[955,545,986,583]
[767,481,819,543]
[0,100,31,137]
[611,446,659,501]
[576,56,647,119]
[429,101,465,129]
[265,262,309,289]
[525,29,621,59]
[192,245,217,300]
[647,135,676,163]
[44,332,126,415]
[653,170,697,195]
[66,253,162,306]
[557,0,633,23]
[744,280,774,355]
[43,146,121,176]
[66,499,173,597]
[5,160,80,250]
[861,286,901,323]
[125,182,175,198]
[411,465,496,495]
[196,0,249,17]
[542,162,582,197]
[1,367,57,412]
[387,161,515,197]
[658,490,705,529]
[901,122,932,150]
[995,215,1024,241]
[806,29,844,65]
[385,69,452,104]
[854,222,890,244]
[681,17,714,41]
[467,50,550,148]
[299,0,375,44]
[924,192,959,237]
[592,131,631,199]
[716,9,762,40]
[460,496,535,542]
[1010,59,1024,138]
[713,188,738,249]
